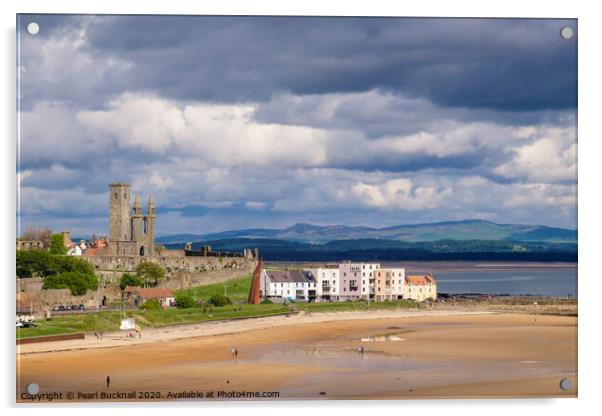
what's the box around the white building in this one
[308,266,340,302]
[359,263,380,300]
[261,270,317,302]
[261,266,437,303]
[67,240,87,256]
[404,274,437,301]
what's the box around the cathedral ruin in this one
[108,183,156,257]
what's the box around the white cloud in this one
[77,94,186,152]
[349,178,450,210]
[493,127,577,182]
[18,91,578,232]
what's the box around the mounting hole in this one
[559,378,572,391]
[26,383,39,395]
[560,26,573,40]
[26,22,40,35]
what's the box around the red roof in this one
[405,274,436,286]
[137,287,173,299]
[124,286,141,294]
[84,246,108,256]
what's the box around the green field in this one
[17,274,421,339]
[16,303,289,339]
[174,274,253,302]
[17,299,421,340]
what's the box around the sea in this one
[382,262,577,297]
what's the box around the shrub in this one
[209,293,231,307]
[119,273,143,291]
[43,272,98,296]
[175,294,196,309]
[139,299,162,310]
[260,299,273,304]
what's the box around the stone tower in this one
[109,183,131,255]
[143,195,156,257]
[131,195,144,243]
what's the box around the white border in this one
[2,1,601,415]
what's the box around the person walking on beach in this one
[234,347,239,357]
[230,347,236,357]
[106,376,111,388]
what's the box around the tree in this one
[135,261,165,288]
[20,226,52,242]
[175,294,196,308]
[43,272,98,296]
[119,273,143,291]
[49,233,67,255]
[16,250,55,278]
[16,250,94,278]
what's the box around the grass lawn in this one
[17,274,422,340]
[17,299,421,339]
[16,303,288,340]
[174,274,252,302]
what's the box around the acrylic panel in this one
[16,14,577,402]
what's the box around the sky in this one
[16,15,577,237]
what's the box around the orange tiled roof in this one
[405,274,436,286]
[137,287,173,299]
[84,246,108,256]
[124,286,141,294]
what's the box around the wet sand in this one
[17,312,577,401]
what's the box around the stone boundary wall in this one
[16,278,44,293]
[17,333,85,345]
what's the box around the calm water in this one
[389,262,578,297]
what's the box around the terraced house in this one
[261,270,318,302]
[261,265,436,303]
[374,268,406,301]
[309,266,340,302]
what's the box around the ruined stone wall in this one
[84,254,251,274]
[16,278,44,293]
[17,255,257,313]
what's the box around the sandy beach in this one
[16,309,577,401]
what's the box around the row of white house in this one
[260,262,437,303]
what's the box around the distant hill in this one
[162,237,577,262]
[157,219,576,244]
[156,219,577,262]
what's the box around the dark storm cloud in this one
[77,16,576,112]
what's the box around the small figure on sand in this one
[106,376,111,388]
[357,346,366,354]
[234,347,239,357]
[230,347,236,357]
